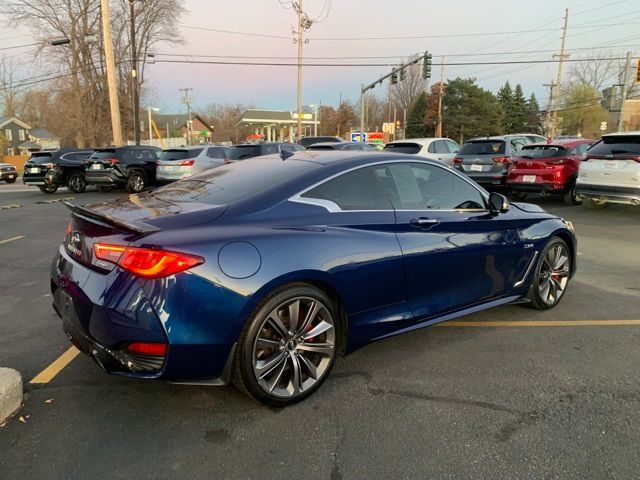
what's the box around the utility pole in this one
[435,56,445,138]
[179,87,194,145]
[360,85,366,133]
[295,0,304,140]
[543,81,557,138]
[129,0,140,145]
[337,92,342,137]
[100,0,123,146]
[617,51,633,132]
[550,8,569,139]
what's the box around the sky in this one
[2,0,640,115]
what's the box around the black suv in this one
[84,146,161,193]
[23,148,94,193]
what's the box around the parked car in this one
[299,136,344,148]
[576,131,640,207]
[507,139,595,205]
[367,142,385,151]
[383,138,461,166]
[514,133,548,144]
[307,141,376,151]
[84,146,161,193]
[52,151,576,406]
[0,162,18,183]
[23,148,94,193]
[156,146,230,183]
[227,142,305,162]
[453,135,530,188]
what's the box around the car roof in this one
[526,138,595,148]
[386,138,443,146]
[164,146,209,151]
[603,131,640,137]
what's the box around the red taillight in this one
[65,223,72,237]
[492,156,510,164]
[453,157,463,165]
[125,342,167,356]
[93,244,204,278]
[178,159,194,166]
[108,158,120,165]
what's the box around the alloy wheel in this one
[252,296,335,399]
[537,243,570,306]
[68,174,85,193]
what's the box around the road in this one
[1,185,639,479]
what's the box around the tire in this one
[585,198,608,209]
[66,172,86,193]
[527,237,571,310]
[509,191,528,201]
[126,171,145,193]
[38,184,58,194]
[562,185,582,206]
[233,283,340,406]
[98,186,114,192]
[5,177,16,183]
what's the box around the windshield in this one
[459,141,506,155]
[28,152,53,164]
[587,136,640,156]
[519,145,567,158]
[383,143,421,154]
[159,149,203,161]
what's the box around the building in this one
[143,113,213,144]
[1,116,31,155]
[26,128,60,152]
[235,109,319,142]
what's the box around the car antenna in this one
[280,150,295,161]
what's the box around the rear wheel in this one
[233,284,339,406]
[38,184,58,194]
[66,172,86,193]
[562,185,582,206]
[126,171,145,193]
[527,237,571,310]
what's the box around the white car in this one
[576,131,640,207]
[383,138,461,166]
[156,146,230,183]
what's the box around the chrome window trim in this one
[288,159,490,213]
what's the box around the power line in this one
[0,42,40,52]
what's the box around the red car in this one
[506,139,595,205]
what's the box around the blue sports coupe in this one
[51,151,576,405]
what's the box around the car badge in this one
[71,232,81,245]
[527,161,533,166]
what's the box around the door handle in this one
[410,217,439,227]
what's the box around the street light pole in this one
[296,0,304,140]
[129,0,140,145]
[100,0,123,146]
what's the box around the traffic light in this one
[422,52,432,79]
[390,71,398,85]
[399,68,406,82]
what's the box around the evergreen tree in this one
[497,81,514,132]
[525,93,542,134]
[512,84,528,132]
[405,91,428,138]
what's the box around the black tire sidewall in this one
[67,172,86,193]
[38,185,58,194]
[126,171,145,193]
[529,237,571,310]
[236,284,339,406]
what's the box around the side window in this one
[143,150,157,161]
[579,143,592,154]
[446,140,460,154]
[427,142,437,153]
[301,166,392,211]
[206,147,223,158]
[373,162,486,210]
[262,144,278,155]
[344,144,362,151]
[510,140,525,154]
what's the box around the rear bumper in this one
[464,172,507,187]
[506,181,570,194]
[22,174,46,185]
[85,170,126,185]
[1,170,18,180]
[575,183,640,205]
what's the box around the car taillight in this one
[65,223,72,237]
[108,158,120,165]
[178,160,194,166]
[492,156,510,164]
[93,244,204,278]
[453,157,463,165]
[125,342,167,356]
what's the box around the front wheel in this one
[66,172,86,193]
[233,284,339,406]
[126,172,146,193]
[38,184,58,194]
[527,237,571,310]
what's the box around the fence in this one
[0,155,30,171]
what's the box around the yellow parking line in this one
[0,235,24,245]
[30,346,80,384]
[436,320,640,327]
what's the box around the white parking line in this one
[0,235,24,245]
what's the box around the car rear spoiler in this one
[63,201,161,234]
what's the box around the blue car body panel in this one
[50,152,577,382]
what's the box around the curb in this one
[0,368,22,424]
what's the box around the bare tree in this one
[568,51,623,93]
[391,54,426,113]
[0,56,21,116]
[202,103,255,143]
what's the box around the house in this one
[147,113,213,144]
[26,128,60,152]
[0,116,32,156]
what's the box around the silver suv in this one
[156,146,230,183]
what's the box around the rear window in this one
[28,152,53,164]
[229,144,278,160]
[519,145,567,158]
[159,149,203,161]
[207,147,228,158]
[151,159,316,205]
[307,145,336,151]
[586,136,640,156]
[89,150,117,160]
[383,143,421,155]
[300,137,341,147]
[459,141,506,155]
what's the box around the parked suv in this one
[507,139,595,205]
[23,148,94,193]
[227,142,305,162]
[157,146,230,183]
[384,138,461,166]
[85,146,161,193]
[453,135,530,188]
[307,141,375,151]
[576,131,640,207]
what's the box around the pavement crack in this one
[330,417,346,480]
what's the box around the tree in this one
[335,100,358,136]
[364,94,388,132]
[569,51,622,93]
[525,93,542,134]
[405,91,428,138]
[558,83,607,138]
[511,84,528,132]
[0,57,21,117]
[0,132,7,157]
[203,103,255,143]
[423,83,442,137]
[442,77,503,143]
[317,105,337,136]
[391,54,426,113]
[497,81,514,132]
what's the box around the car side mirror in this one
[488,192,509,215]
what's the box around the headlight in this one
[564,220,575,233]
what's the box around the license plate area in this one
[522,175,536,183]
[29,167,40,173]
[90,163,103,170]
[602,160,618,169]
[470,164,483,172]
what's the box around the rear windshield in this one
[307,145,336,151]
[383,143,421,155]
[89,150,117,160]
[586,136,640,156]
[519,145,567,158]
[28,152,53,164]
[228,144,278,160]
[300,137,341,147]
[459,141,506,155]
[159,149,203,161]
[151,159,316,205]
[206,147,229,158]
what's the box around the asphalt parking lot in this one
[1,183,639,479]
